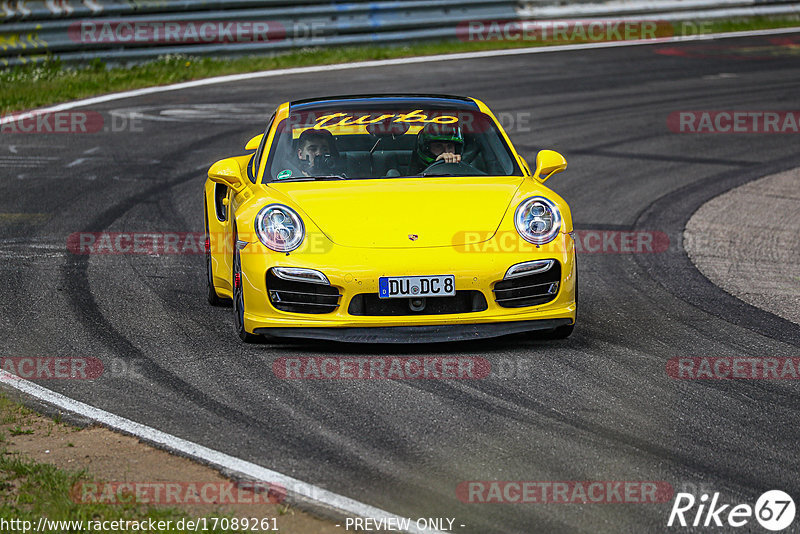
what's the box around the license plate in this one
[378,275,455,299]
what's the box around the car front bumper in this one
[238,231,577,339]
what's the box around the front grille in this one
[493,261,561,308]
[266,270,340,314]
[348,291,488,316]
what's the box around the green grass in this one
[1,16,798,114]
[0,451,250,533]
[0,396,35,426]
[0,394,267,533]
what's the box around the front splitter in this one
[254,318,573,343]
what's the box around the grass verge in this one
[0,395,250,533]
[0,393,334,533]
[1,16,799,114]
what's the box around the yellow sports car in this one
[204,95,576,343]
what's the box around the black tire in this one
[541,323,574,340]
[205,202,229,307]
[538,256,577,340]
[232,227,260,343]
[552,255,579,339]
[206,249,229,306]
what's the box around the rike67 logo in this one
[668,490,795,531]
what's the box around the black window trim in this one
[248,113,275,183]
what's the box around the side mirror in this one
[534,150,567,183]
[208,158,245,192]
[245,134,263,151]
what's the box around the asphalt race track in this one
[2,33,800,533]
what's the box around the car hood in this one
[269,176,524,248]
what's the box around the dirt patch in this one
[0,398,343,533]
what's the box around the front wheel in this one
[205,202,229,307]
[232,230,260,343]
[538,258,577,340]
[541,323,574,339]
[206,248,229,306]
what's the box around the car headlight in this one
[514,197,561,245]
[255,204,305,252]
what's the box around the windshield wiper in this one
[275,175,346,182]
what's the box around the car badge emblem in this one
[408,234,419,241]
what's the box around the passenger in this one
[296,128,342,176]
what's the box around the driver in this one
[408,123,465,175]
[296,128,342,176]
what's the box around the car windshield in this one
[263,105,523,182]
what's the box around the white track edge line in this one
[0,370,443,534]
[1,25,799,125]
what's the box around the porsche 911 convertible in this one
[204,94,576,343]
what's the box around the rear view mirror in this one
[208,158,245,192]
[534,150,567,183]
[245,134,263,151]
[366,118,410,138]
